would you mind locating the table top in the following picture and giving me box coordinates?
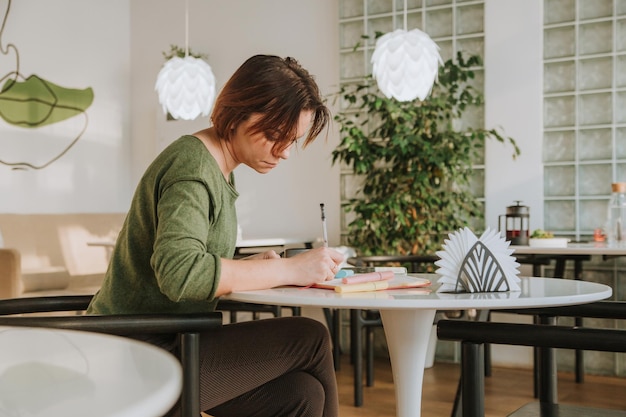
[0,326,182,417]
[511,242,626,256]
[223,275,612,310]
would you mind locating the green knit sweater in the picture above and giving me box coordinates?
[88,135,238,315]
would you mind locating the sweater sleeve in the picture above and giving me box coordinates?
[150,178,222,302]
[88,136,237,315]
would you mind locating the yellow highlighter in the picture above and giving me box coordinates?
[334,280,390,293]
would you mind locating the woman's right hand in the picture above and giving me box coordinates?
[284,247,345,286]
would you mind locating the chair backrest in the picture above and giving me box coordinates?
[0,294,92,315]
[0,295,222,417]
[437,318,626,352]
[500,302,626,320]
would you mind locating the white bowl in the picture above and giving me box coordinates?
[528,238,569,248]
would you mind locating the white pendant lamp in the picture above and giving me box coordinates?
[155,0,216,120]
[370,1,442,102]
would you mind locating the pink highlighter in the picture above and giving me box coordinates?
[341,270,394,284]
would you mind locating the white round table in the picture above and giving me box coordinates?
[0,326,182,417]
[224,275,613,417]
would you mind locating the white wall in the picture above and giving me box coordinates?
[484,0,544,233]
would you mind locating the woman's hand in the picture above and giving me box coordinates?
[284,246,345,286]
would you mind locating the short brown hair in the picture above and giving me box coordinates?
[211,55,330,155]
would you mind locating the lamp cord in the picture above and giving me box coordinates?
[403,0,407,31]
[185,0,189,58]
[0,0,20,84]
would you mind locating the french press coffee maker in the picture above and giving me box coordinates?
[498,201,530,245]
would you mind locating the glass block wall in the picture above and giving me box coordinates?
[338,0,487,242]
[543,0,625,377]
[543,0,626,241]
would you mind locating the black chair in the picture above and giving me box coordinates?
[437,301,626,417]
[0,295,223,417]
[345,254,439,406]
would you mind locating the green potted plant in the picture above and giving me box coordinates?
[332,52,520,259]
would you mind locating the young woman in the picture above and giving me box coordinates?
[88,55,343,417]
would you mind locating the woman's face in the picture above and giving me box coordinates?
[230,110,313,174]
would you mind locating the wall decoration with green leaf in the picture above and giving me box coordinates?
[0,0,94,170]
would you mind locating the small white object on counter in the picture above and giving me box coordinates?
[528,237,569,248]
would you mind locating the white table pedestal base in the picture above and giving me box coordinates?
[381,309,437,417]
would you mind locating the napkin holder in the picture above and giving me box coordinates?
[436,227,521,293]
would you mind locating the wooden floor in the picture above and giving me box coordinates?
[336,355,626,417]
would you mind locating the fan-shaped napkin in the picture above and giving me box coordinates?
[436,227,520,293]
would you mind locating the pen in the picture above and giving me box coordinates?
[320,203,328,247]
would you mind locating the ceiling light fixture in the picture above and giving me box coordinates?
[370,0,442,102]
[155,0,216,121]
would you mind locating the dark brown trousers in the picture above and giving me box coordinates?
[160,316,339,417]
